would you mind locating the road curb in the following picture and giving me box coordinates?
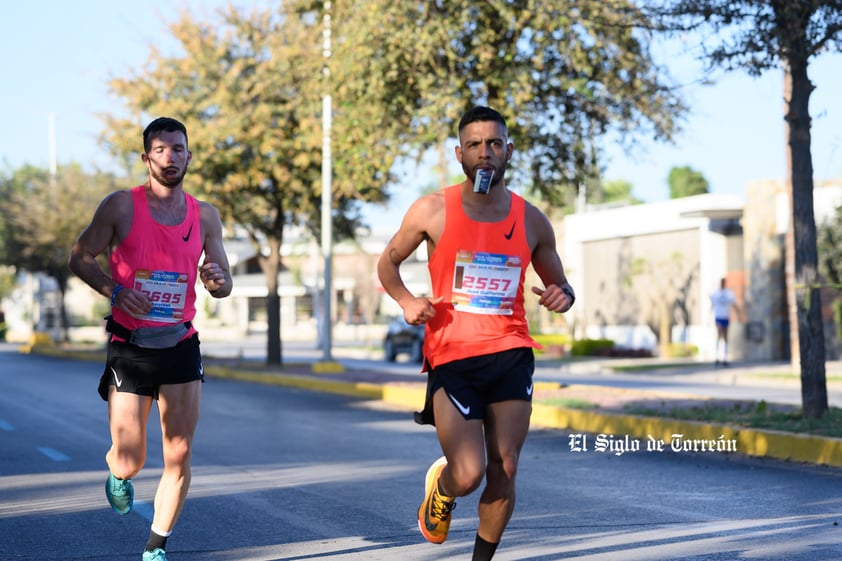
[29,347,842,468]
[529,404,842,467]
[206,366,384,400]
[204,365,842,468]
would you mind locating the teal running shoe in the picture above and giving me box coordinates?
[105,472,134,514]
[142,549,167,561]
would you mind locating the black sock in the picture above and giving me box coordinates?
[145,530,168,552]
[436,478,450,498]
[471,534,499,561]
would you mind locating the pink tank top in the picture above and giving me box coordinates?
[109,185,202,336]
[423,185,539,369]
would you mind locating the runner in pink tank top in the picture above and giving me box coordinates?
[109,184,202,335]
[69,117,232,561]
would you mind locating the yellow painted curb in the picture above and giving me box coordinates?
[19,332,56,354]
[534,381,562,391]
[735,427,842,466]
[24,345,101,361]
[530,404,842,467]
[311,361,345,374]
[204,366,382,400]
[382,384,426,411]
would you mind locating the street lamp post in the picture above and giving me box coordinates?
[320,2,334,362]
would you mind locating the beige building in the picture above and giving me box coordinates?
[563,193,745,359]
[563,182,841,361]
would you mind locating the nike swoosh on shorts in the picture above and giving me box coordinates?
[111,367,123,388]
[448,394,471,416]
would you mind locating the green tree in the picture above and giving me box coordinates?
[336,0,685,206]
[668,165,709,198]
[0,165,30,266]
[101,5,397,365]
[0,261,15,341]
[0,166,24,341]
[628,252,697,356]
[0,267,14,302]
[101,1,685,363]
[602,179,642,205]
[0,164,119,341]
[817,205,842,341]
[649,1,842,418]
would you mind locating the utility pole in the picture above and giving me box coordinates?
[48,113,57,187]
[320,1,334,362]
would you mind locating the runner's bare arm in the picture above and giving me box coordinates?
[199,203,232,298]
[377,194,444,324]
[67,191,149,316]
[67,191,125,297]
[527,205,574,313]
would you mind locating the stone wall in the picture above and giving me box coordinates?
[742,180,789,360]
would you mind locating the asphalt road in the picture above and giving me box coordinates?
[2,347,842,560]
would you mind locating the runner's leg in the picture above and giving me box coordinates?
[151,379,201,532]
[106,388,153,479]
[476,399,531,543]
[432,388,486,497]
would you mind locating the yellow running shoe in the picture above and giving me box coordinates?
[417,456,455,544]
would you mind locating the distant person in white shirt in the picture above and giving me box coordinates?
[710,277,744,366]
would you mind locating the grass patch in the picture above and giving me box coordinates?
[532,333,572,360]
[747,372,842,385]
[624,400,842,438]
[610,362,698,373]
[539,397,598,410]
[532,333,570,347]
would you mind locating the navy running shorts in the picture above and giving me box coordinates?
[414,347,534,426]
[98,334,204,401]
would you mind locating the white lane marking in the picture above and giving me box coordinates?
[38,447,71,462]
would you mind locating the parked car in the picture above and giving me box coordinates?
[383,316,424,363]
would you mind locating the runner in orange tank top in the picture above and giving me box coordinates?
[69,117,232,561]
[377,106,574,561]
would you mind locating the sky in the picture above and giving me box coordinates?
[2,1,841,231]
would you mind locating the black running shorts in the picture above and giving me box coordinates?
[98,334,204,401]
[414,347,535,426]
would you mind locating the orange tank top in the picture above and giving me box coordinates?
[423,185,539,369]
[109,185,202,336]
